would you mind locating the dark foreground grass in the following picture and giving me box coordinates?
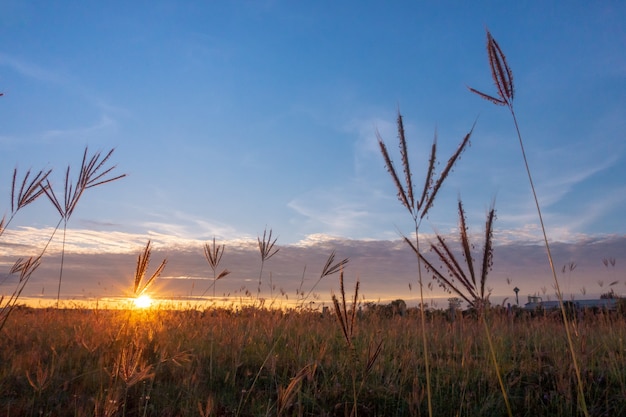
[1,306,625,416]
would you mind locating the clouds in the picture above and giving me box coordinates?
[0,53,65,85]
[2,226,624,308]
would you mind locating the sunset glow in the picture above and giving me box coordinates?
[133,294,153,309]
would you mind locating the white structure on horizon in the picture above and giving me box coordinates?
[523,295,618,311]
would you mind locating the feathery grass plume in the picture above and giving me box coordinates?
[419,199,512,415]
[202,237,231,298]
[0,168,50,329]
[300,250,349,306]
[469,28,588,416]
[257,227,279,299]
[42,147,126,308]
[377,111,474,417]
[133,240,166,297]
[0,168,51,239]
[331,269,383,417]
[0,257,41,332]
[415,200,495,308]
[276,363,316,416]
[331,269,359,347]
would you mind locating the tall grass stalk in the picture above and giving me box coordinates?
[378,111,473,417]
[43,147,125,308]
[331,269,383,417]
[419,199,512,416]
[256,227,279,302]
[133,240,166,298]
[0,168,50,330]
[469,29,588,416]
[202,237,230,298]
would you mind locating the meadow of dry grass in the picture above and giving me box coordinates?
[1,305,625,416]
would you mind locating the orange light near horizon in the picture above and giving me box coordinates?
[133,294,153,309]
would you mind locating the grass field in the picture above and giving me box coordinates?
[1,304,625,416]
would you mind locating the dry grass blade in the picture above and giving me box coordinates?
[418,135,437,211]
[377,131,412,213]
[11,168,52,214]
[481,207,496,298]
[458,200,477,287]
[350,279,359,337]
[332,270,359,347]
[204,237,225,270]
[421,123,475,219]
[321,250,349,278]
[467,87,506,106]
[216,269,230,280]
[1,168,51,239]
[81,148,126,189]
[421,252,474,305]
[277,364,316,416]
[467,29,513,106]
[486,30,514,104]
[43,147,125,221]
[299,250,349,306]
[397,113,415,209]
[258,227,279,262]
[134,241,167,297]
[430,236,476,300]
[332,293,350,346]
[365,339,384,375]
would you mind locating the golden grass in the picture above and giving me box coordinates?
[2,306,626,416]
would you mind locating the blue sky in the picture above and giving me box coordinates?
[1,2,625,307]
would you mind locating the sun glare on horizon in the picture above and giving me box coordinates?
[133,294,153,309]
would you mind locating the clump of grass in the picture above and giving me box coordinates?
[377,110,474,417]
[0,168,50,331]
[469,28,588,416]
[331,269,383,417]
[133,240,166,298]
[256,227,279,302]
[0,258,41,332]
[420,199,495,310]
[0,168,51,239]
[43,147,125,308]
[202,237,231,298]
[420,198,512,416]
[299,249,349,307]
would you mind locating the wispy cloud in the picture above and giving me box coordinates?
[536,149,620,208]
[41,114,117,142]
[0,52,66,84]
[139,210,249,242]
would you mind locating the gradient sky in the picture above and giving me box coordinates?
[1,2,625,307]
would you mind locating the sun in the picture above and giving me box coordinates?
[133,294,153,309]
